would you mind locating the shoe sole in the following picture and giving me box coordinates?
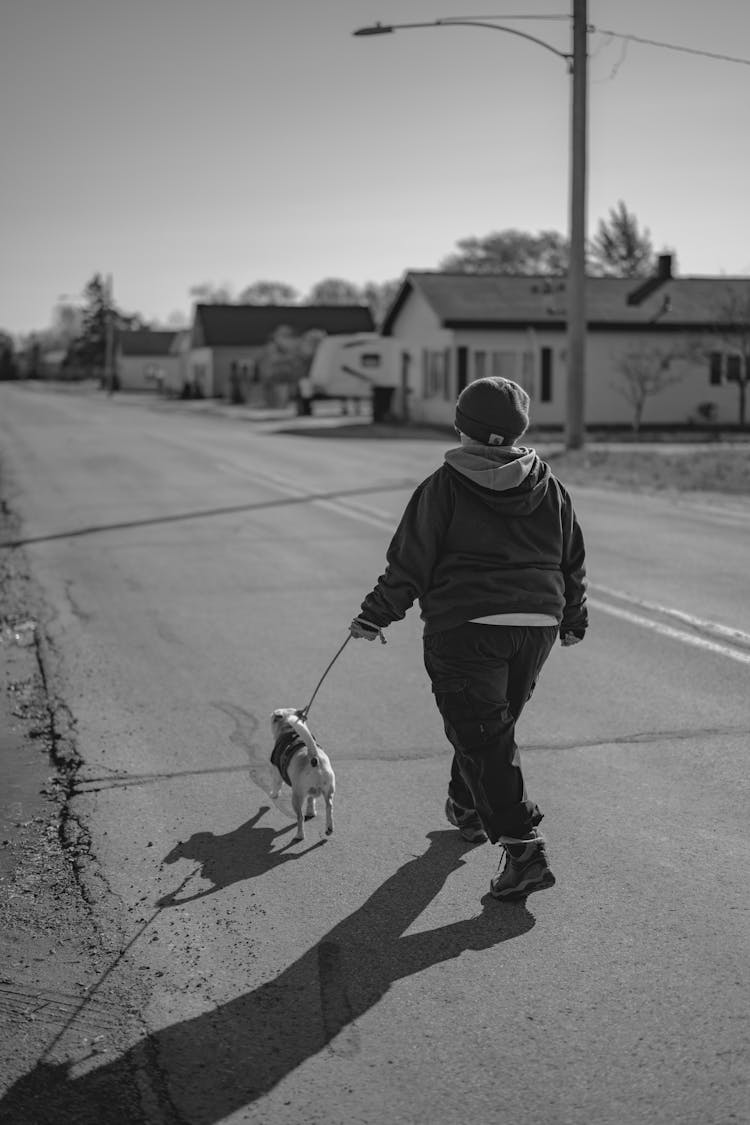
[445,800,488,844]
[490,869,556,901]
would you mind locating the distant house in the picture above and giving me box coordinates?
[116,330,180,392]
[39,349,68,379]
[168,329,193,397]
[188,304,375,401]
[381,258,750,429]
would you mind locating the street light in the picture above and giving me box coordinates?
[353,4,588,449]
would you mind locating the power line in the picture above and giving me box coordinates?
[591,25,750,67]
[447,14,750,67]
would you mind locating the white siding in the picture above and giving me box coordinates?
[388,285,745,429]
[389,288,454,425]
[188,348,214,398]
[117,354,180,392]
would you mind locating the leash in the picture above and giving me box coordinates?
[299,623,387,721]
[299,634,352,721]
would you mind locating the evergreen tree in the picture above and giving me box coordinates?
[589,200,656,278]
[0,331,18,380]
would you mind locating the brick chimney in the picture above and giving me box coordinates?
[627,253,673,306]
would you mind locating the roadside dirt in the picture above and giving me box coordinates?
[0,471,152,1122]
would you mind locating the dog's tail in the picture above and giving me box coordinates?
[286,712,319,758]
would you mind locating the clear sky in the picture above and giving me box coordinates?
[2,0,749,336]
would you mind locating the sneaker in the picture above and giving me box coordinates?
[445,797,488,844]
[490,833,556,900]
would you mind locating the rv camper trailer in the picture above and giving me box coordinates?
[306,334,405,420]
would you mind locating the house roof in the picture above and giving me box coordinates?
[118,330,179,357]
[193,304,375,348]
[382,271,750,334]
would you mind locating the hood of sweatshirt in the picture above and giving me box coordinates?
[443,443,551,515]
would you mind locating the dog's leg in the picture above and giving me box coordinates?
[305,795,316,821]
[324,790,334,836]
[269,766,284,800]
[291,791,305,841]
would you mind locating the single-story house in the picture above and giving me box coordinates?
[381,256,750,429]
[116,330,180,392]
[167,330,193,396]
[188,304,375,401]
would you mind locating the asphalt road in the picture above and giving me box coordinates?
[0,383,748,1125]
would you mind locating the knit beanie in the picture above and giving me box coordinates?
[455,377,530,444]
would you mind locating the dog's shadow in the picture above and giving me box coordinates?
[157,805,321,907]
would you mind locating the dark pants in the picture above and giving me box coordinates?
[423,623,558,843]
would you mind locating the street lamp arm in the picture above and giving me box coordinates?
[353,19,572,67]
[353,3,588,449]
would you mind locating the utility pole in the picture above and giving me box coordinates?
[565,0,588,449]
[104,273,116,393]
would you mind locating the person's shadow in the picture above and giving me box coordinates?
[156,805,322,906]
[1,830,536,1125]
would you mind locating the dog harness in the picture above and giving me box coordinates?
[271,729,308,787]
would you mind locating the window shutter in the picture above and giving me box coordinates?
[540,347,553,402]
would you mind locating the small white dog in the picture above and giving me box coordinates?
[269,708,335,842]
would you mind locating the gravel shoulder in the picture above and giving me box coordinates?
[0,470,151,1122]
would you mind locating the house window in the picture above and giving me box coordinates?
[422,348,451,399]
[540,347,553,402]
[474,350,486,380]
[727,354,744,382]
[710,351,747,384]
[361,353,381,368]
[491,351,517,380]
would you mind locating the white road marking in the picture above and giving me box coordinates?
[592,583,750,649]
[588,598,750,666]
[222,462,750,666]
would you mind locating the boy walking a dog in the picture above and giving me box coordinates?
[350,376,587,901]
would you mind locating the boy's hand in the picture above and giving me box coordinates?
[560,631,583,647]
[350,617,387,644]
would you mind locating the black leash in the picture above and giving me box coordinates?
[299,623,387,721]
[299,634,352,721]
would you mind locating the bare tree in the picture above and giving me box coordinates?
[189,282,234,304]
[440,229,568,275]
[361,279,401,327]
[611,344,687,434]
[238,281,299,305]
[305,278,364,305]
[256,326,327,405]
[710,283,750,426]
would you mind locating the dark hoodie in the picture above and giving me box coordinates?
[359,444,587,636]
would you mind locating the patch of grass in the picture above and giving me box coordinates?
[546,446,750,495]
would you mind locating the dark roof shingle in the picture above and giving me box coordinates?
[194,304,375,347]
[382,271,750,333]
[118,330,179,357]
